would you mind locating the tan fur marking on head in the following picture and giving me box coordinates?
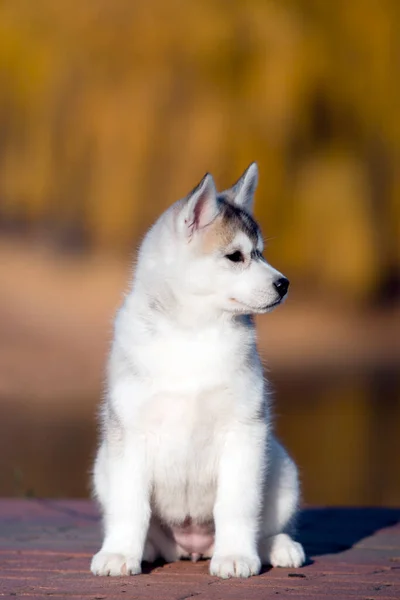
[201,214,237,253]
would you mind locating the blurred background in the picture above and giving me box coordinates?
[0,0,399,506]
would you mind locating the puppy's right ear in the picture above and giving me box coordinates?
[183,173,218,239]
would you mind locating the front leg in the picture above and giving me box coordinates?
[91,434,150,576]
[210,422,267,579]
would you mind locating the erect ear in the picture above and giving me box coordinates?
[221,162,258,214]
[184,173,218,238]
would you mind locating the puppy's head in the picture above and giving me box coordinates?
[171,163,289,315]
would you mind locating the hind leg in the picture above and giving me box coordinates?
[143,518,182,564]
[259,437,305,568]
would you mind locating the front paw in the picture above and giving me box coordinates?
[91,551,141,576]
[210,554,261,579]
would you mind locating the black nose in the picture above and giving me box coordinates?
[273,277,289,298]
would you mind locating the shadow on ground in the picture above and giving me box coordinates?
[299,507,400,557]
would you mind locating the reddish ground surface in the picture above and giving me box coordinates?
[0,500,399,599]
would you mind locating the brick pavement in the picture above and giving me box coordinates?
[0,500,399,599]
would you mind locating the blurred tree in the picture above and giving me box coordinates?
[0,0,399,304]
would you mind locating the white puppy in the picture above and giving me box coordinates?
[91,163,305,579]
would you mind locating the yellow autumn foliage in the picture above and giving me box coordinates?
[0,0,399,303]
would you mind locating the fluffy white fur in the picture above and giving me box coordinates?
[91,163,305,579]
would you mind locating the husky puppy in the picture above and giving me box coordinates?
[91,164,305,579]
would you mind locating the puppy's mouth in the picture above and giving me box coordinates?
[259,299,282,312]
[230,298,283,314]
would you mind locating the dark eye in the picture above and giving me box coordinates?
[226,250,244,263]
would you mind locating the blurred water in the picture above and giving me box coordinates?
[1,368,399,506]
[273,367,400,507]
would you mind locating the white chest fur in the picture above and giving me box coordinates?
[117,312,251,394]
[112,314,253,522]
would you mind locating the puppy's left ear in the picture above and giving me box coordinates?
[222,162,258,214]
[184,173,218,238]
